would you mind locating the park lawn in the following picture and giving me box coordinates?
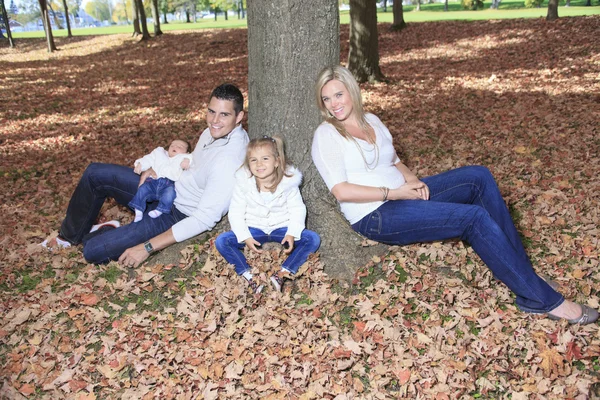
[11,0,600,38]
[1,15,600,400]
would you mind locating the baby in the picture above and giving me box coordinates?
[129,139,193,222]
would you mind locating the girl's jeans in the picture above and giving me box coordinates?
[352,165,563,313]
[215,227,321,275]
[128,177,176,214]
[59,163,188,264]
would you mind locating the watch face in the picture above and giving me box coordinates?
[144,241,153,253]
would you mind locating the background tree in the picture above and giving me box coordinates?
[38,0,57,52]
[60,0,72,37]
[391,0,406,30]
[1,0,16,47]
[112,0,131,24]
[546,0,558,19]
[381,0,387,11]
[348,0,384,83]
[136,0,150,39]
[236,0,244,18]
[85,0,112,21]
[150,0,162,35]
[248,0,385,280]
[132,0,141,35]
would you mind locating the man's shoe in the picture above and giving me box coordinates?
[40,236,72,250]
[90,220,121,233]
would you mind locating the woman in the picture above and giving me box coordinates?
[311,65,597,325]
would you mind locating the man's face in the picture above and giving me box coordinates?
[206,97,244,139]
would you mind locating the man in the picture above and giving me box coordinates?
[44,83,249,268]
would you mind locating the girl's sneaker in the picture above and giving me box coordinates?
[270,273,284,292]
[248,279,264,294]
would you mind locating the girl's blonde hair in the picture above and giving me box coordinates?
[243,136,291,192]
[315,65,373,143]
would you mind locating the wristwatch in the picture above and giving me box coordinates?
[144,241,154,254]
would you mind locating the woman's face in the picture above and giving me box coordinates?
[321,79,354,122]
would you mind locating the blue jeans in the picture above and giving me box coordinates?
[352,166,563,313]
[128,177,176,214]
[59,163,188,264]
[215,227,321,275]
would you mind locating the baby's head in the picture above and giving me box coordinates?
[168,139,191,158]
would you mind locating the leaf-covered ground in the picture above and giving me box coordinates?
[1,16,599,399]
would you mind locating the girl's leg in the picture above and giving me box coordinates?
[271,228,321,275]
[352,198,563,313]
[215,228,271,276]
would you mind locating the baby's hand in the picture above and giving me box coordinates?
[134,163,142,174]
[181,158,191,170]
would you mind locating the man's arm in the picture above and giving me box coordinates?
[118,228,176,268]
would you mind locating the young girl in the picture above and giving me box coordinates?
[215,136,321,293]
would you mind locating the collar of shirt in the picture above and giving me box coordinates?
[202,124,242,149]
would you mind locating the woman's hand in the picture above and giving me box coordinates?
[281,235,295,254]
[244,238,263,253]
[139,167,157,187]
[390,181,430,201]
[118,244,149,268]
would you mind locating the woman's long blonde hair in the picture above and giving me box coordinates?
[315,65,373,143]
[243,136,292,192]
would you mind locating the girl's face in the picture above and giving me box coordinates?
[248,146,279,183]
[321,79,354,123]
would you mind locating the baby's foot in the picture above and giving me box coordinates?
[133,210,143,223]
[148,210,162,219]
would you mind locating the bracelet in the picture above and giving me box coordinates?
[379,186,389,202]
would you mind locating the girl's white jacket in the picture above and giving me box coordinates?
[228,166,307,243]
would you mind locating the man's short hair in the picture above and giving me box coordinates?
[209,84,244,115]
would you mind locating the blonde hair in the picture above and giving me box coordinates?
[315,65,373,142]
[243,136,292,192]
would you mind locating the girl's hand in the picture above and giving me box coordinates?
[244,238,263,253]
[390,182,430,201]
[118,244,149,268]
[281,235,295,254]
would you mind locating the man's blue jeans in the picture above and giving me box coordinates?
[59,163,188,264]
[352,166,563,313]
[128,177,176,214]
[215,227,321,275]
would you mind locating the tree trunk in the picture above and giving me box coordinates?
[416,0,421,11]
[61,0,72,37]
[444,0,449,10]
[151,0,162,35]
[391,0,406,30]
[132,0,141,36]
[163,10,168,23]
[1,0,15,47]
[136,0,151,39]
[585,0,591,6]
[247,0,385,281]
[38,0,57,52]
[546,0,559,20]
[240,0,245,18]
[383,0,387,11]
[348,0,384,83]
[47,3,63,29]
[565,0,570,6]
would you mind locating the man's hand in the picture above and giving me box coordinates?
[118,243,149,268]
[181,159,191,170]
[281,235,295,254]
[139,167,157,187]
[244,237,263,253]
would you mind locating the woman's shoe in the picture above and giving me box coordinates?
[548,304,599,325]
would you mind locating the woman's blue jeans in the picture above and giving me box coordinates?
[59,163,187,264]
[128,177,176,214]
[352,166,563,313]
[215,227,321,275]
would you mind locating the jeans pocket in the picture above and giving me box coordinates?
[365,211,382,235]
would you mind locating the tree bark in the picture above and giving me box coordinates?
[383,0,387,11]
[1,0,15,47]
[136,0,151,39]
[247,0,385,281]
[444,0,449,11]
[391,0,406,30]
[348,0,384,83]
[546,0,559,20]
[61,0,73,37]
[151,0,162,35]
[132,0,141,36]
[38,0,57,52]
[416,0,421,11]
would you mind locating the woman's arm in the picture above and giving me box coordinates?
[395,161,429,200]
[331,181,428,203]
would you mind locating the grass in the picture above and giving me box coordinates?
[11,0,600,39]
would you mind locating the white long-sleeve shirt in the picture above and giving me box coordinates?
[134,148,193,181]
[171,124,249,242]
[228,166,307,243]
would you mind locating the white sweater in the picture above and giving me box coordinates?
[134,147,193,181]
[171,124,249,242]
[311,113,405,224]
[228,166,307,243]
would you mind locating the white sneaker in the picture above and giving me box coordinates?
[40,236,72,250]
[90,220,121,233]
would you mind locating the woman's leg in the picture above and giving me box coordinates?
[352,195,563,313]
[60,163,139,244]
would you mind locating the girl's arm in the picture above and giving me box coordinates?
[285,187,307,240]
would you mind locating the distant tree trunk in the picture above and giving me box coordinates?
[185,10,190,22]
[564,0,570,6]
[1,0,16,47]
[584,0,591,5]
[444,0,449,10]
[163,10,168,23]
[391,0,406,30]
[123,0,129,24]
[416,0,421,11]
[383,0,387,11]
[136,0,151,39]
[61,0,73,37]
[348,0,384,83]
[132,0,141,35]
[240,1,245,18]
[38,0,57,52]
[214,7,217,20]
[151,0,162,35]
[224,9,228,20]
[546,0,559,20]
[47,2,64,29]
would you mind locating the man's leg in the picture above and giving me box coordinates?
[60,163,139,245]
